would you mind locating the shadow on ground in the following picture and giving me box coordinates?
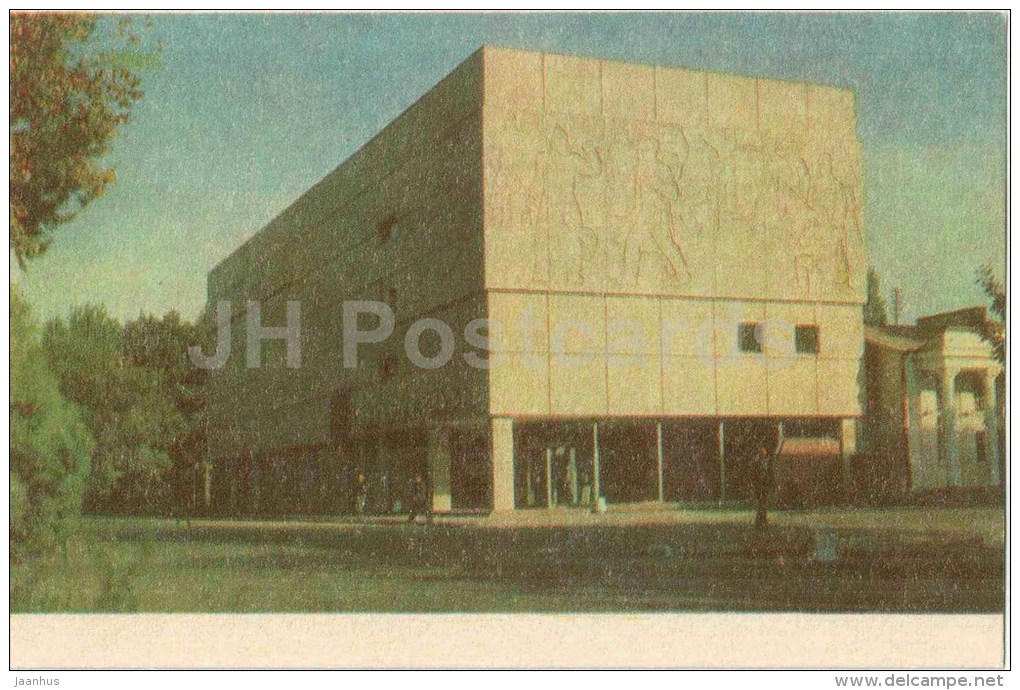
[12,510,1004,613]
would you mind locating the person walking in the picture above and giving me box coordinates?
[354,473,367,515]
[407,473,432,525]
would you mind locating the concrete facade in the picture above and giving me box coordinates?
[484,49,864,422]
[204,47,868,515]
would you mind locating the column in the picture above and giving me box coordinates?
[491,417,515,512]
[545,447,554,508]
[718,421,726,502]
[201,460,212,513]
[567,447,578,504]
[983,369,1001,486]
[939,367,959,486]
[656,421,665,503]
[839,418,857,490]
[592,421,602,509]
[427,427,452,513]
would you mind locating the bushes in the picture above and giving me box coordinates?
[42,304,193,514]
[849,452,907,506]
[10,285,93,565]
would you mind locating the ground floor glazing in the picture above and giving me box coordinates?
[209,416,854,516]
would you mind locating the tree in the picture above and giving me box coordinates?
[42,304,183,513]
[863,267,888,327]
[977,264,1005,365]
[10,285,93,564]
[123,311,209,513]
[10,13,152,267]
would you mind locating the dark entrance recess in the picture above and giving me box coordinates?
[722,418,781,500]
[599,421,658,504]
[661,419,720,502]
[355,428,426,515]
[451,429,492,510]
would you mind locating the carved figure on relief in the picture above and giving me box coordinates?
[674,128,722,243]
[601,121,642,287]
[602,121,697,289]
[487,118,550,285]
[485,111,863,298]
[549,123,605,288]
[715,128,767,230]
[644,127,696,286]
[772,154,823,297]
[797,150,862,294]
[820,151,865,291]
[605,123,668,288]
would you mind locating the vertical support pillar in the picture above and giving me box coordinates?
[900,354,914,494]
[491,417,515,512]
[939,367,959,486]
[525,455,534,506]
[428,426,452,513]
[656,421,665,503]
[202,460,212,512]
[592,421,602,508]
[567,447,578,504]
[718,421,726,502]
[983,368,1001,486]
[839,418,856,496]
[545,447,554,508]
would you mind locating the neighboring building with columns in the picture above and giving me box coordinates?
[203,46,867,515]
[862,307,1004,493]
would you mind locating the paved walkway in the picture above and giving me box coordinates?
[138,503,1004,548]
[480,503,1004,544]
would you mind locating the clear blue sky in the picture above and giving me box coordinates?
[13,11,1007,324]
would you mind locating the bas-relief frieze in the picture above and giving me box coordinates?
[486,110,865,301]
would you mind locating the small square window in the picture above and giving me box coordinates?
[738,323,762,353]
[795,325,820,354]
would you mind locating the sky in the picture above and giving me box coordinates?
[12,11,1007,325]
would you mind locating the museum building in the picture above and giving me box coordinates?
[203,46,868,514]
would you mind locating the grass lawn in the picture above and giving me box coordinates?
[11,506,1004,613]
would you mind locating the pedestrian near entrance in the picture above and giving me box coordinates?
[354,473,367,515]
[407,473,432,525]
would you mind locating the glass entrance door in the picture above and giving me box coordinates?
[513,421,595,509]
[549,445,579,507]
[522,444,585,508]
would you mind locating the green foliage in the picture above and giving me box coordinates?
[11,525,146,612]
[9,284,93,565]
[976,264,1005,365]
[123,310,207,418]
[10,13,154,266]
[123,310,209,512]
[863,268,888,327]
[43,304,186,513]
